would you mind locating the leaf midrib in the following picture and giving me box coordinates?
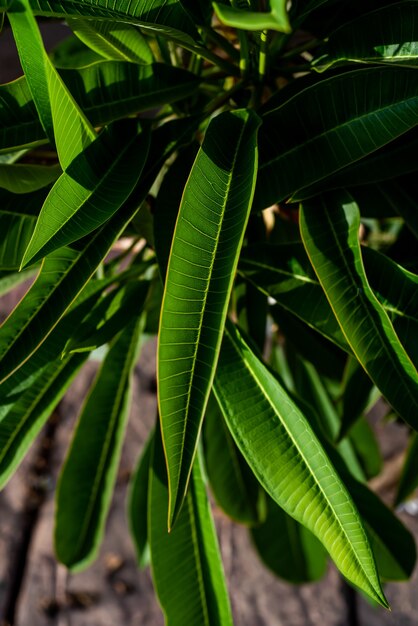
[224,325,379,600]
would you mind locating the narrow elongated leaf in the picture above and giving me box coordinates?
[0,63,200,153]
[22,121,150,266]
[158,109,260,527]
[252,495,327,583]
[149,426,233,626]
[128,429,154,569]
[63,279,150,355]
[300,192,418,428]
[55,316,142,570]
[0,268,37,297]
[314,1,418,70]
[213,321,388,607]
[29,0,198,45]
[339,358,376,440]
[203,394,265,525]
[9,0,97,151]
[348,419,382,480]
[255,67,418,209]
[0,117,199,383]
[395,433,418,505]
[0,164,61,194]
[68,19,153,64]
[0,352,87,489]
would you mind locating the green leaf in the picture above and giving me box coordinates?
[314,1,418,71]
[128,428,154,569]
[63,279,150,355]
[158,109,261,527]
[395,433,418,505]
[0,268,38,297]
[251,495,327,583]
[9,0,97,150]
[0,63,200,153]
[54,316,143,570]
[348,418,382,481]
[28,0,200,51]
[339,358,376,440]
[203,394,265,526]
[0,163,61,194]
[213,0,291,33]
[22,121,150,266]
[213,320,388,607]
[149,426,233,626]
[67,18,153,64]
[0,352,87,489]
[300,192,418,429]
[0,117,198,383]
[0,210,36,270]
[255,67,418,209]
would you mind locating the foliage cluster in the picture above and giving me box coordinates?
[0,0,418,621]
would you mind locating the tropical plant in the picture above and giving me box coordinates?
[0,0,418,621]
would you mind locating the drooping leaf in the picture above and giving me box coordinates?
[128,428,154,569]
[0,210,36,270]
[0,352,87,489]
[0,268,38,297]
[339,358,376,440]
[54,316,143,570]
[158,109,260,527]
[255,67,418,209]
[21,121,150,266]
[348,418,382,481]
[203,394,265,526]
[214,320,388,607]
[67,18,154,64]
[300,191,418,429]
[149,425,233,626]
[251,495,327,583]
[314,1,418,71]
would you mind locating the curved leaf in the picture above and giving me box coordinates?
[22,121,150,266]
[213,0,291,33]
[149,427,233,626]
[314,1,418,70]
[0,211,36,270]
[213,320,388,607]
[300,191,418,428]
[395,433,418,506]
[68,18,153,64]
[158,109,260,527]
[255,67,418,209]
[0,163,61,194]
[54,316,142,570]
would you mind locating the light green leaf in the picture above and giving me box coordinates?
[0,63,200,153]
[314,1,418,71]
[251,495,327,583]
[54,316,143,570]
[0,352,87,490]
[0,117,198,383]
[128,428,154,569]
[68,18,153,64]
[9,0,97,152]
[149,426,233,626]
[158,109,260,527]
[213,0,291,33]
[0,163,61,194]
[203,394,265,526]
[255,67,418,209]
[213,320,388,607]
[22,121,150,266]
[300,191,418,429]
